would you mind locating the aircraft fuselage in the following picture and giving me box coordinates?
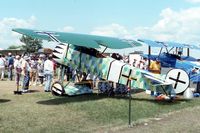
[52,43,174,95]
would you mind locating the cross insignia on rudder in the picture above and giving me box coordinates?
[169,72,186,89]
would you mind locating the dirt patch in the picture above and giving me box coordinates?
[114,106,200,133]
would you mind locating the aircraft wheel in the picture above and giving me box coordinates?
[115,83,128,95]
[98,81,111,94]
[51,81,65,96]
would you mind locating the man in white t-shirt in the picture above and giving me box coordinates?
[44,55,54,92]
[0,54,5,80]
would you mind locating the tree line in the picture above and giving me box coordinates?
[7,35,43,53]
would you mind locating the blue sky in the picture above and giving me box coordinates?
[1,0,200,57]
[0,0,193,30]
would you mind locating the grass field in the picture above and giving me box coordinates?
[0,81,200,133]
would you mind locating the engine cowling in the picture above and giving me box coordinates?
[52,43,68,65]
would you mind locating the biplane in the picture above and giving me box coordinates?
[13,28,178,98]
[138,39,200,83]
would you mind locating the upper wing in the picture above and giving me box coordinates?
[138,39,185,48]
[12,28,142,49]
[138,39,200,50]
[138,39,163,47]
[183,44,200,50]
[163,41,184,48]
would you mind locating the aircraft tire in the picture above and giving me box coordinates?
[98,81,111,94]
[51,81,65,96]
[115,83,128,95]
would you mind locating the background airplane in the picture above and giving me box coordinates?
[138,39,200,82]
[12,28,177,98]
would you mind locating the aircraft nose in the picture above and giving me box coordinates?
[52,43,68,65]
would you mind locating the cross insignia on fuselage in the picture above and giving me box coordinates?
[121,69,137,87]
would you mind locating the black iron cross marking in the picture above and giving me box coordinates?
[121,69,137,86]
[169,72,186,89]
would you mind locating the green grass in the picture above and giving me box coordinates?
[0,81,200,133]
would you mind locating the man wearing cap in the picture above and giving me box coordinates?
[21,55,30,93]
[14,55,22,86]
[7,53,14,80]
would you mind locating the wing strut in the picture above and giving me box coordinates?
[158,47,163,58]
[101,47,107,54]
[168,47,174,53]
[35,31,61,43]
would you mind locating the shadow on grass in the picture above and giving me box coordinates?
[28,89,41,93]
[130,97,190,105]
[37,93,190,106]
[0,99,11,103]
[37,94,107,105]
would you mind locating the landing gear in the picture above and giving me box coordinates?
[51,81,65,96]
[97,81,128,96]
[51,65,66,96]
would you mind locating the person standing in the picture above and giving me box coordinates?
[149,59,161,74]
[178,47,183,56]
[132,59,137,67]
[37,55,45,86]
[21,56,30,93]
[196,59,200,93]
[30,56,38,86]
[0,54,6,80]
[196,73,200,93]
[7,53,14,80]
[44,55,54,92]
[143,57,149,70]
[14,55,22,86]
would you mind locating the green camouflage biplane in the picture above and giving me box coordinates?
[13,28,176,98]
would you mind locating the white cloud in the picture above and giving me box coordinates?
[186,0,200,3]
[0,16,36,49]
[90,23,134,39]
[62,26,74,32]
[133,7,200,44]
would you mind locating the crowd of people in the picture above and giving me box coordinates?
[131,57,149,70]
[0,53,55,93]
[128,56,161,74]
